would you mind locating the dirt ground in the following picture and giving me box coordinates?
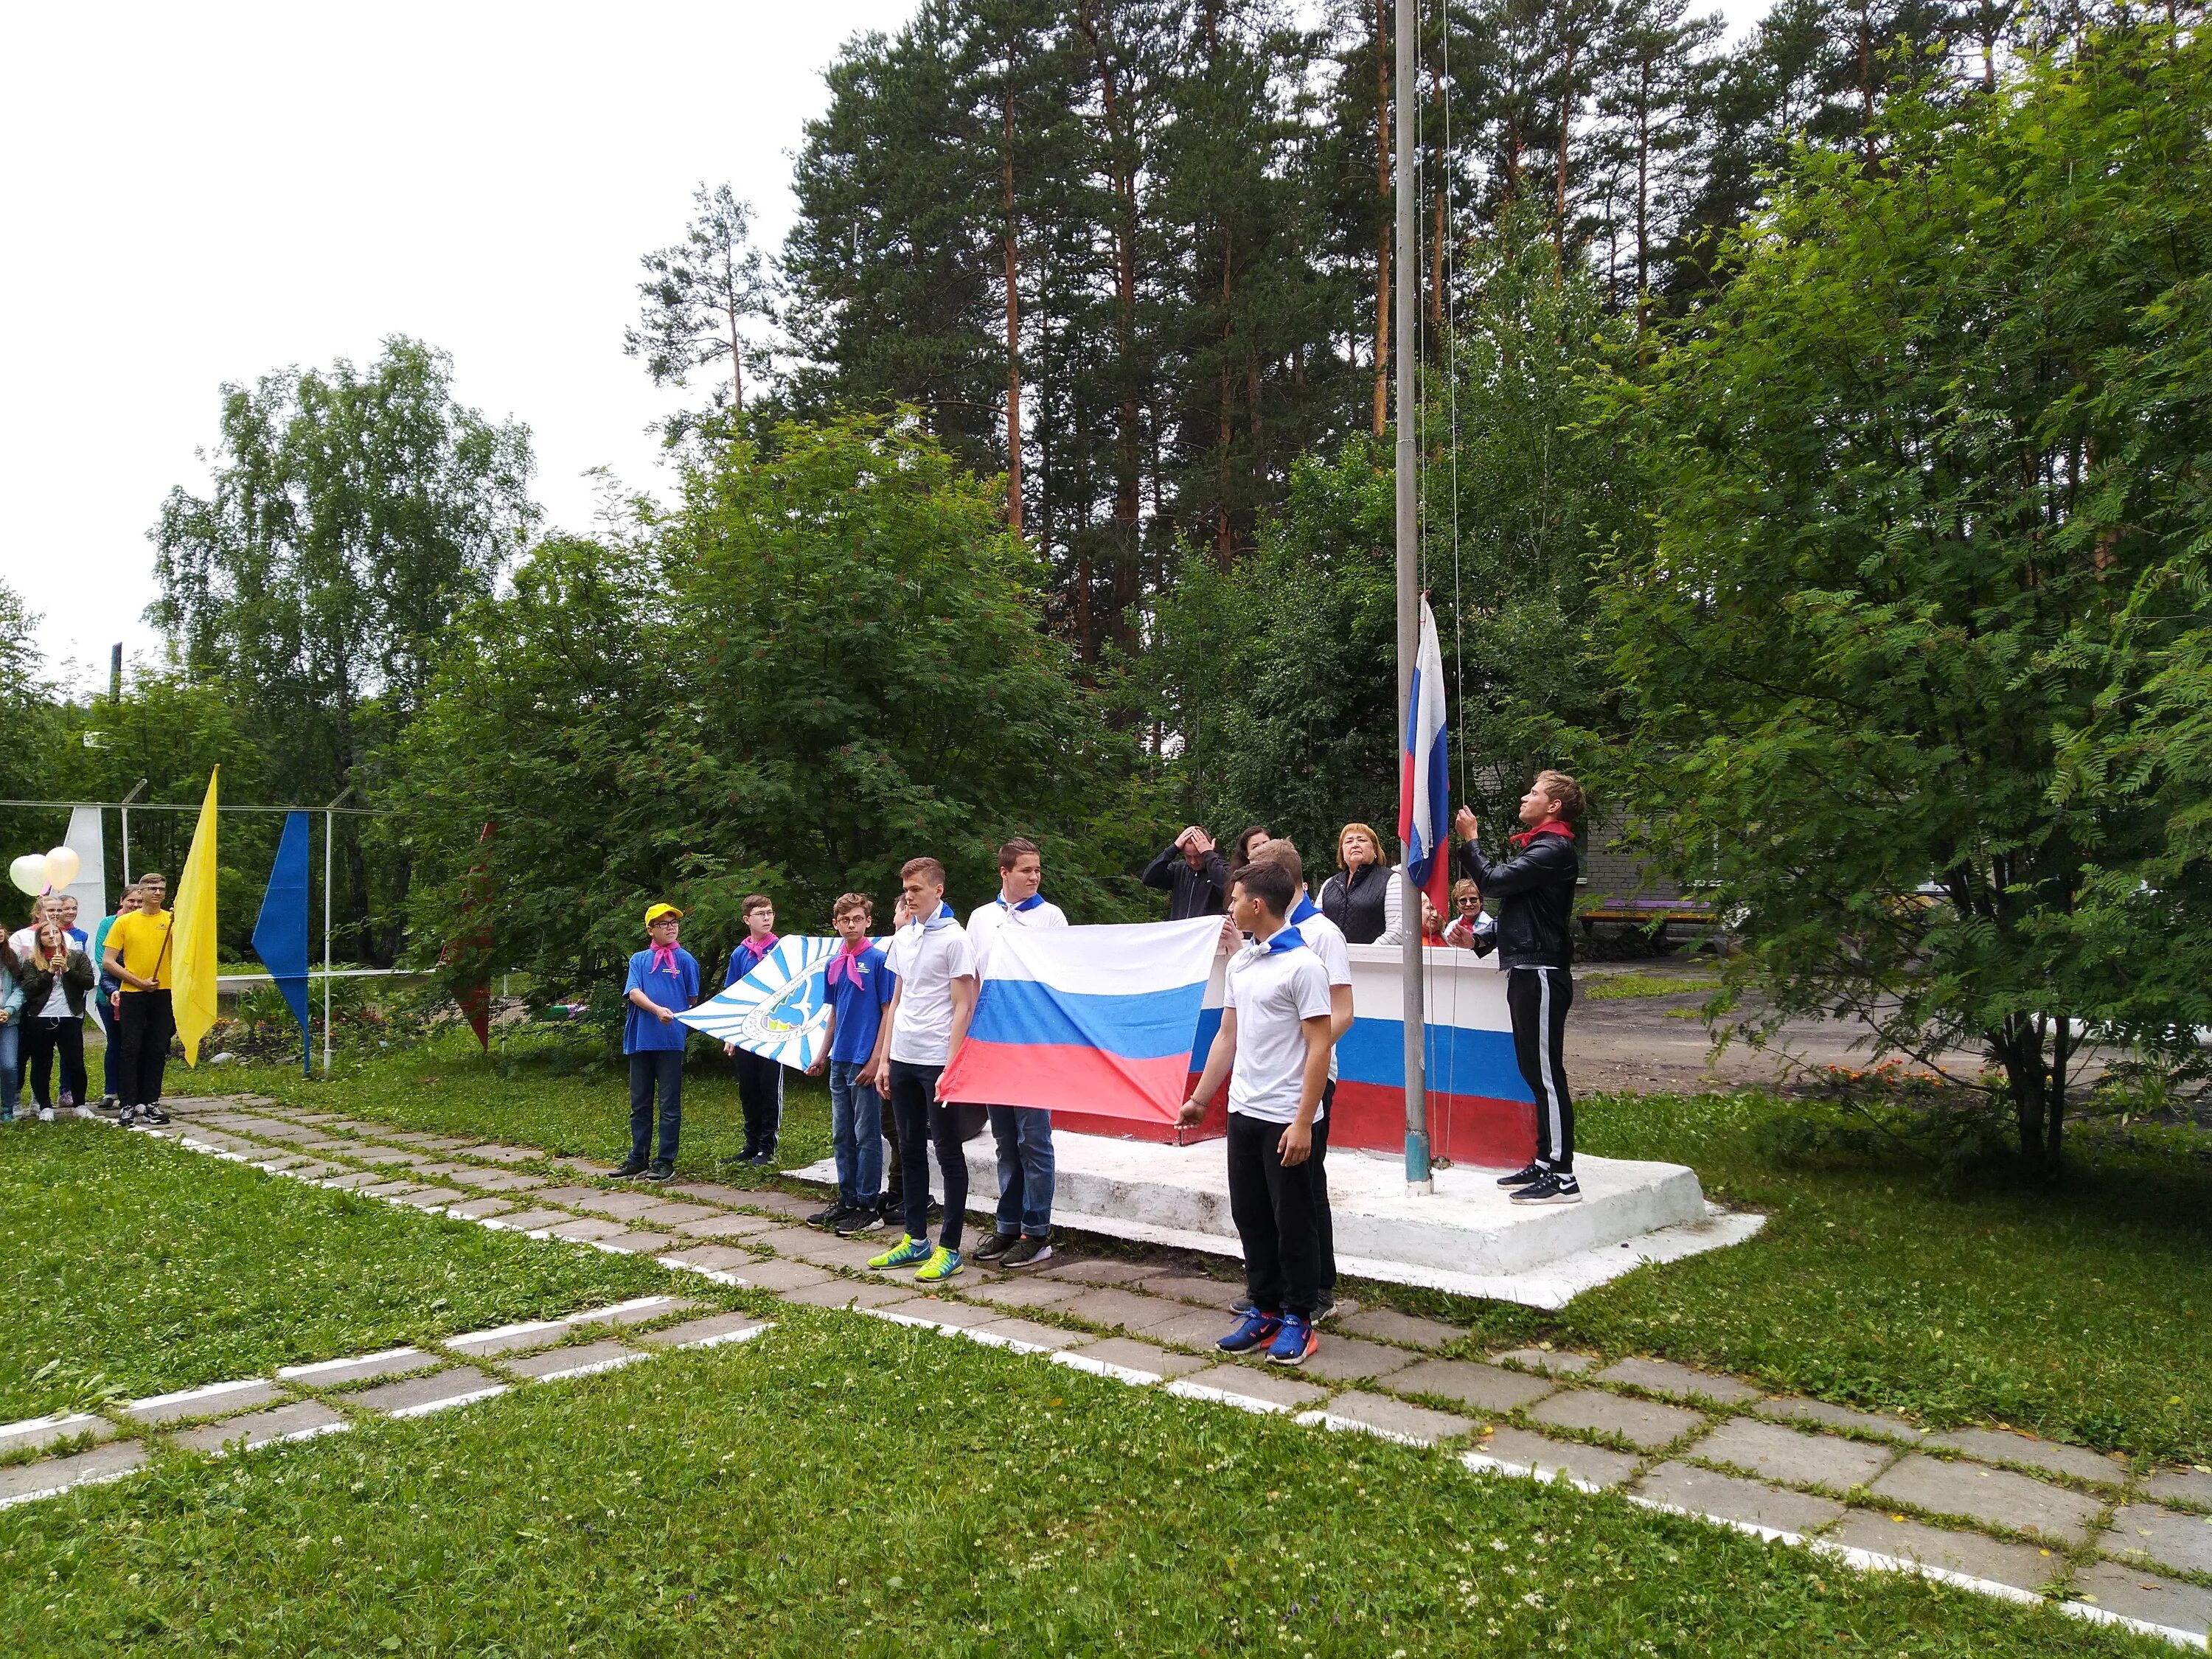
[1565,960,1987,1096]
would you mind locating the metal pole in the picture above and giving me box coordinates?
[1395,0,1432,1194]
[323,788,350,1074]
[119,779,147,887]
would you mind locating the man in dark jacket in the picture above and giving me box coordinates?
[1455,771,1585,1205]
[1141,827,1231,920]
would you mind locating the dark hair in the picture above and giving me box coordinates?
[1228,860,1295,917]
[832,891,874,919]
[1248,837,1304,886]
[900,856,947,886]
[998,837,1040,872]
[1230,826,1270,866]
[742,893,773,915]
[0,938,15,978]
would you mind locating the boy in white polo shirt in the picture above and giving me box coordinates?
[1178,859,1335,1366]
[965,837,1068,1269]
[861,856,978,1283]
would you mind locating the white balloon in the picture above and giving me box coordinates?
[7,854,45,897]
[41,846,80,891]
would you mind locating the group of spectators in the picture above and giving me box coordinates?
[1141,818,1498,954]
[0,878,175,1127]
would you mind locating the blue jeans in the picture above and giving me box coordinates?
[627,1049,683,1167]
[990,1104,1056,1237]
[827,1058,882,1206]
[0,1018,18,1117]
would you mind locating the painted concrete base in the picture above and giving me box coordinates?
[786,1130,1759,1309]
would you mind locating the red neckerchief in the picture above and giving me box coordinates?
[825,936,872,987]
[1509,819,1576,848]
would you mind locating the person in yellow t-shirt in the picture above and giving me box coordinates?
[100,874,174,1126]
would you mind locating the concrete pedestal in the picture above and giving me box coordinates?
[787,1129,1761,1310]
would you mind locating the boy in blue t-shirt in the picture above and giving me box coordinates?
[618,903,700,1181]
[805,892,895,1233]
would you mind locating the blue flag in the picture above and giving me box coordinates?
[252,811,313,1074]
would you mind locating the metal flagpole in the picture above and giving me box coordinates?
[119,779,147,886]
[1395,0,1431,1194]
[322,787,352,1074]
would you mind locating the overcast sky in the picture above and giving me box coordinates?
[6,1,1765,694]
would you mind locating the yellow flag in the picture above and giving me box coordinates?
[173,766,220,1067]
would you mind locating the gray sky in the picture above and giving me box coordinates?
[7,0,1767,692]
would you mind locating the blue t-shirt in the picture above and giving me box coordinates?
[623,946,700,1054]
[824,942,895,1065]
[725,936,779,988]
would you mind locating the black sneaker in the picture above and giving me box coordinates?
[925,1197,944,1221]
[116,1105,138,1127]
[1000,1234,1053,1269]
[748,1146,779,1167]
[807,1201,849,1228]
[644,1163,676,1183]
[1511,1171,1582,1205]
[613,1159,650,1180]
[1312,1295,1339,1324]
[836,1205,888,1237]
[140,1104,170,1127]
[1230,1293,1254,1315]
[1496,1162,1546,1188]
[972,1231,1020,1263]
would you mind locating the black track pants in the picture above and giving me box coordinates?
[1506,966,1574,1172]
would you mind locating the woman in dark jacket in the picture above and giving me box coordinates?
[18,919,96,1118]
[1319,821,1391,944]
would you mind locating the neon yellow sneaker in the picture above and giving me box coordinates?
[869,1234,931,1270]
[915,1244,964,1283]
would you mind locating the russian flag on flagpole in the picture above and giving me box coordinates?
[939,917,1224,1124]
[1399,594,1452,914]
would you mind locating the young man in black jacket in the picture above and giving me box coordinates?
[1454,771,1585,1205]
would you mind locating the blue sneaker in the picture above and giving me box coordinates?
[1267,1314,1318,1366]
[1217,1309,1283,1353]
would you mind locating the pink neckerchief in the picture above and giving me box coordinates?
[738,931,779,965]
[825,936,872,987]
[649,942,680,975]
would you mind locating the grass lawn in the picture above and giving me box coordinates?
[0,1312,2157,1658]
[0,1122,674,1422]
[147,1032,2212,1464]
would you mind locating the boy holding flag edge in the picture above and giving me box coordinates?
[964,837,1067,1268]
[807,892,894,1233]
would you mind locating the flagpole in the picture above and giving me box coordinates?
[1394,0,1431,1194]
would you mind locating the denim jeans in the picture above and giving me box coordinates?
[0,1018,18,1117]
[627,1049,684,1167]
[828,1058,882,1206]
[988,1104,1056,1237]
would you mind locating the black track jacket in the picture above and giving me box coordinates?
[1455,828,1578,969]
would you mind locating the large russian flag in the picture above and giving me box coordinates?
[1399,594,1452,914]
[938,915,1223,1125]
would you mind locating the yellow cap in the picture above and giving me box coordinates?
[644,902,683,925]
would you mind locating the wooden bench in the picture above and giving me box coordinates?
[1576,897,1717,942]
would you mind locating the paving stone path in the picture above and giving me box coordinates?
[7,1094,2205,1652]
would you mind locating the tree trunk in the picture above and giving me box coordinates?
[1554,35,1578,258]
[1635,55,1650,342]
[1372,0,1391,437]
[1081,0,1141,644]
[1218,230,1234,564]
[1002,91,1024,538]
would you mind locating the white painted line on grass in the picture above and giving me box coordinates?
[673,1323,773,1350]
[204,1421,353,1457]
[386,1385,511,1419]
[278,1348,426,1381]
[1163,1378,1293,1415]
[2060,1600,2209,1652]
[0,1464,142,1511]
[125,1377,272,1415]
[0,1411,102,1447]
[1804,1540,2045,1608]
[532,1353,653,1383]
[1053,1351,1165,1385]
[1294,1410,1430,1447]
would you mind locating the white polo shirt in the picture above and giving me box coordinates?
[964,892,1068,975]
[1223,929,1333,1124]
[884,920,977,1067]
